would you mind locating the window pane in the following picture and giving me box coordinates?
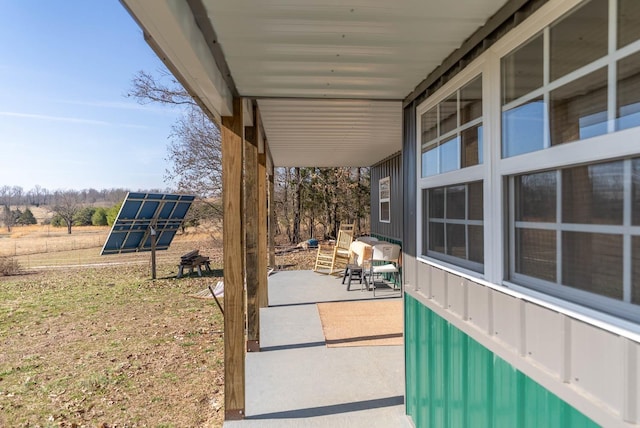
[502,34,544,104]
[516,228,556,282]
[562,161,624,225]
[422,143,438,177]
[380,202,390,222]
[460,76,482,125]
[440,136,459,173]
[446,185,465,219]
[429,187,444,218]
[633,236,640,304]
[502,98,545,158]
[562,232,623,299]
[468,181,483,221]
[440,94,458,136]
[634,159,640,225]
[421,107,438,144]
[550,0,608,81]
[617,51,640,131]
[618,0,640,49]
[422,189,429,255]
[550,67,608,145]
[461,125,482,167]
[429,222,445,253]
[468,225,484,264]
[446,224,466,258]
[516,171,557,222]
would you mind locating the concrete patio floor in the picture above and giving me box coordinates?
[224,270,412,428]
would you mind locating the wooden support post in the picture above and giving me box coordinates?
[245,122,260,353]
[222,97,245,420]
[258,152,268,309]
[268,164,276,268]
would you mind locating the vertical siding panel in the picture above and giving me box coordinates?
[404,298,599,428]
[448,324,467,426]
[467,337,492,428]
[431,313,448,427]
[419,299,431,427]
[493,357,519,427]
[370,152,403,242]
[403,102,417,258]
[522,374,552,428]
[404,296,418,421]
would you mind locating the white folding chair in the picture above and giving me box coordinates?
[367,243,402,296]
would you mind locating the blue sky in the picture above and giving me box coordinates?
[0,1,185,192]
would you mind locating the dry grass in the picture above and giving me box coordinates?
[0,225,321,427]
[0,262,225,427]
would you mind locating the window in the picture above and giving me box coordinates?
[416,0,640,323]
[422,181,484,272]
[379,176,390,223]
[510,158,639,307]
[498,0,640,321]
[421,76,483,177]
[501,0,640,158]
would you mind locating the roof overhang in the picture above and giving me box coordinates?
[121,0,511,167]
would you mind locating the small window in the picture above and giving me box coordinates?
[422,181,484,272]
[379,176,391,223]
[420,75,483,177]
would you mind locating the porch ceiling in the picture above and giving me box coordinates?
[122,0,509,167]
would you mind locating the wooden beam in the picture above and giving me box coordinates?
[268,160,276,269]
[244,122,260,353]
[258,152,268,309]
[222,97,245,420]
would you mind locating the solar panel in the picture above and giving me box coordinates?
[101,192,195,255]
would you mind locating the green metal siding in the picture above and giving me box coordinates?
[404,295,600,428]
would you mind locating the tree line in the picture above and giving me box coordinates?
[0,185,133,208]
[1,188,143,234]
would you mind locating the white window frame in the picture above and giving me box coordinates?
[415,0,640,324]
[422,182,485,273]
[416,58,488,279]
[379,176,391,223]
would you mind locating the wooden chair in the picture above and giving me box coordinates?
[339,222,355,233]
[313,229,354,276]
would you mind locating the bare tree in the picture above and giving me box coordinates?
[128,69,196,107]
[0,186,11,207]
[11,186,23,206]
[52,190,81,234]
[2,205,15,232]
[129,70,222,219]
[165,108,222,200]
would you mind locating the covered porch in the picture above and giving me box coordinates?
[120,0,527,424]
[224,270,408,427]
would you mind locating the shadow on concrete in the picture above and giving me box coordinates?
[260,341,327,352]
[247,395,405,420]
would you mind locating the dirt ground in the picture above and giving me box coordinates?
[0,239,318,427]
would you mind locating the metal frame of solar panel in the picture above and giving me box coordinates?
[101,192,195,255]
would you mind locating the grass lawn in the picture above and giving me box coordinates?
[0,263,225,427]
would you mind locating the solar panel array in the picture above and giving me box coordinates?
[101,192,195,255]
